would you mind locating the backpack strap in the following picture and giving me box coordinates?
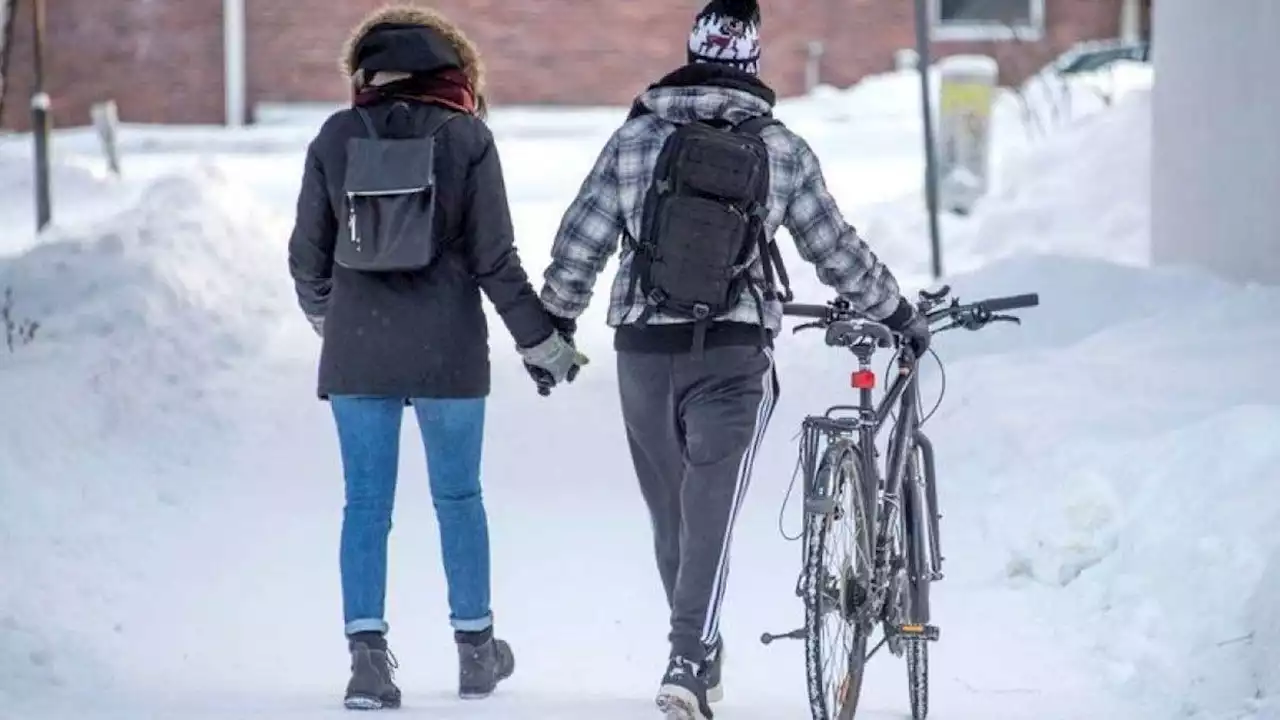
[735,114,796,305]
[354,104,461,140]
[416,107,462,138]
[354,107,380,139]
[735,115,781,135]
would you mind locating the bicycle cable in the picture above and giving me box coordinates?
[883,345,947,429]
[776,340,947,544]
[920,346,947,427]
[777,436,805,542]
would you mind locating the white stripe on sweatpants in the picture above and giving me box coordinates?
[700,347,777,645]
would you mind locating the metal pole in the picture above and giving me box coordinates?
[0,0,17,124]
[913,0,943,279]
[222,0,246,126]
[31,0,51,231]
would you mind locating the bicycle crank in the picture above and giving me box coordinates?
[759,627,806,645]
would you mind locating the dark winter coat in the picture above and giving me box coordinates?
[287,7,553,399]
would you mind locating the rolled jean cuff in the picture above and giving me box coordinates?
[346,618,390,636]
[451,614,493,632]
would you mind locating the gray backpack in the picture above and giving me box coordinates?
[334,103,459,273]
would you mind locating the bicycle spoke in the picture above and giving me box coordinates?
[804,443,875,720]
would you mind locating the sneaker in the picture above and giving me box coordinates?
[344,633,401,710]
[655,654,713,720]
[704,637,725,703]
[456,629,515,699]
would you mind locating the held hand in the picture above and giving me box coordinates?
[519,331,589,395]
[898,308,930,358]
[526,362,583,396]
[881,297,930,359]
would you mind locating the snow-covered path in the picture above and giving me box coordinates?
[4,304,1136,720]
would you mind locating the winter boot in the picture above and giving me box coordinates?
[456,628,515,699]
[655,654,713,720]
[344,632,401,710]
[704,637,725,703]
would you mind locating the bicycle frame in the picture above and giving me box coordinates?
[815,342,942,627]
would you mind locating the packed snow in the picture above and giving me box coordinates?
[2,62,1277,720]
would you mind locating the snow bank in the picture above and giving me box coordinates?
[0,162,287,382]
[855,82,1152,282]
[888,148,1277,720]
[0,154,143,256]
[0,164,291,709]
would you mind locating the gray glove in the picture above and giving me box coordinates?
[306,314,324,338]
[519,331,589,384]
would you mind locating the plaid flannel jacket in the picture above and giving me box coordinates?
[539,84,902,335]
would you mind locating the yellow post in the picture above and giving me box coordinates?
[937,55,999,215]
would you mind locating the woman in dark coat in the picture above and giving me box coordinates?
[286,5,586,710]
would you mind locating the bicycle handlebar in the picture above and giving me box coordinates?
[974,293,1040,313]
[781,287,1039,352]
[780,303,829,319]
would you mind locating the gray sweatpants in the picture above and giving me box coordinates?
[617,345,779,660]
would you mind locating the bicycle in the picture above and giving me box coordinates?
[758,285,1040,720]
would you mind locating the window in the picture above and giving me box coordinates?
[932,0,1046,41]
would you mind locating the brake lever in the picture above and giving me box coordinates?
[989,314,1022,325]
[792,321,825,334]
[918,284,952,304]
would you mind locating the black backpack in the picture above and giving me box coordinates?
[334,102,459,273]
[625,115,793,353]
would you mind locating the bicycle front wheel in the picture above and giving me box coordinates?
[903,445,933,719]
[802,440,876,720]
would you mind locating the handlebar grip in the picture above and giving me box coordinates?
[782,303,829,319]
[980,293,1039,312]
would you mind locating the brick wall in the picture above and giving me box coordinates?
[818,0,1123,89]
[0,0,1124,131]
[2,0,222,131]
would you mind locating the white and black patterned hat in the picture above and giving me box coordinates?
[687,0,762,75]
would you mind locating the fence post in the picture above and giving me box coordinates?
[31,0,51,231]
[805,40,824,93]
[91,100,121,176]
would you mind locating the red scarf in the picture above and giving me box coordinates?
[352,68,477,115]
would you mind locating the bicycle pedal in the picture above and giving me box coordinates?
[895,624,940,641]
[760,627,806,645]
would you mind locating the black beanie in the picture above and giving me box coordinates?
[687,0,762,75]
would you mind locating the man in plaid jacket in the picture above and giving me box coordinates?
[537,1,929,717]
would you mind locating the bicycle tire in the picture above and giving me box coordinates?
[802,440,876,720]
[906,638,928,720]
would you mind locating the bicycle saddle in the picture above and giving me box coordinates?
[824,319,895,349]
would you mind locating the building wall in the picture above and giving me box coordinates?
[1,0,1124,131]
[1,0,223,130]
[1151,0,1280,283]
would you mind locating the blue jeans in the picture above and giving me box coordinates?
[329,396,492,636]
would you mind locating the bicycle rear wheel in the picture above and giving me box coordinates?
[802,440,876,720]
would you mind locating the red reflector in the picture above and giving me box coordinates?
[851,369,876,389]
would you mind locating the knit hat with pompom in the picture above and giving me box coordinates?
[687,0,762,75]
